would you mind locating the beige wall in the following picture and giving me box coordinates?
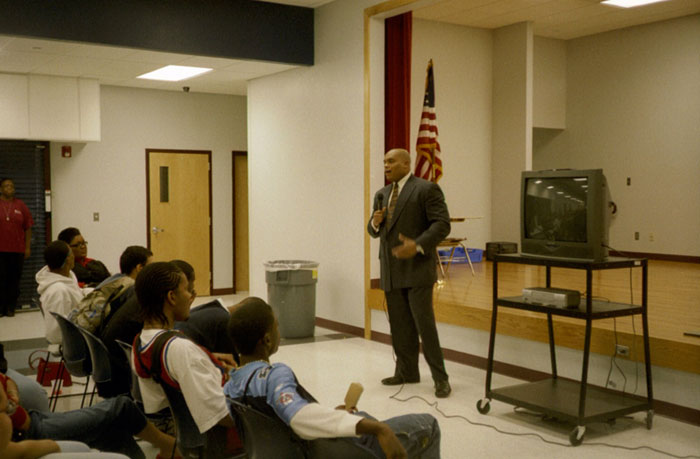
[534,14,700,256]
[491,22,533,243]
[411,19,493,250]
[50,85,247,288]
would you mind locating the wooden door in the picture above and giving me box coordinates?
[233,152,249,291]
[147,150,211,296]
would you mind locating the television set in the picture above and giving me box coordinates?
[520,169,612,262]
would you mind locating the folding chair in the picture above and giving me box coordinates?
[48,312,93,410]
[34,301,68,408]
[436,237,474,277]
[77,325,121,403]
[114,340,143,404]
[228,397,377,459]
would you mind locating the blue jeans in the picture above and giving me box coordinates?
[27,395,147,459]
[353,412,441,458]
[6,368,50,413]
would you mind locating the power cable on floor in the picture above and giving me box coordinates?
[387,384,699,459]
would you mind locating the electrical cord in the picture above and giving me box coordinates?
[387,384,700,459]
[600,244,643,395]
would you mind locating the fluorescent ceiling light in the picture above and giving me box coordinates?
[601,0,669,8]
[137,65,212,81]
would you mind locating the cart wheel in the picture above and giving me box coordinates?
[569,426,585,446]
[476,398,491,414]
[646,410,654,430]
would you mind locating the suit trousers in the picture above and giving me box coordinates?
[385,286,448,383]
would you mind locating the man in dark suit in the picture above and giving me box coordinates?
[367,148,452,398]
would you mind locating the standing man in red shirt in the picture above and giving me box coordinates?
[0,178,33,317]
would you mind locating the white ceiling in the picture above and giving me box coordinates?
[412,0,700,40]
[0,0,697,96]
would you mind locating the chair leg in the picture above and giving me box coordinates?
[50,359,65,412]
[38,350,50,388]
[85,376,95,408]
[435,248,446,282]
[444,246,457,274]
[460,242,475,276]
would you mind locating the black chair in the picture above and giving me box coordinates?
[114,340,143,404]
[77,325,125,403]
[228,397,305,459]
[48,312,93,410]
[160,381,235,459]
[35,301,64,409]
[228,397,376,459]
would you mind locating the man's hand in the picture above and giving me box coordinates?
[213,353,237,372]
[356,419,407,459]
[391,233,418,259]
[334,404,357,413]
[5,378,20,405]
[375,424,407,459]
[372,207,387,228]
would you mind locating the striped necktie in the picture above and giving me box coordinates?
[387,182,399,222]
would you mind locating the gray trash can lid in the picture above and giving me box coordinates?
[264,260,319,271]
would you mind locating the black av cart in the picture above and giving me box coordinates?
[477,253,653,446]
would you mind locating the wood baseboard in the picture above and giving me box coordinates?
[367,288,699,375]
[314,316,700,426]
[608,251,700,263]
[210,287,235,296]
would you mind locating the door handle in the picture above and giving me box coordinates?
[152,226,165,234]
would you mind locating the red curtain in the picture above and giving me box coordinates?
[384,11,412,172]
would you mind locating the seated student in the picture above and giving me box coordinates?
[132,262,241,455]
[70,245,153,334]
[57,228,110,288]
[101,259,235,397]
[0,371,178,458]
[1,367,128,458]
[223,297,441,459]
[35,241,86,352]
[170,260,237,360]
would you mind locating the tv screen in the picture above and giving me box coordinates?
[524,176,589,243]
[520,169,610,262]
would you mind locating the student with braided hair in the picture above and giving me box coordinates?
[132,262,241,457]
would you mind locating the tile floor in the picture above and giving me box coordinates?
[2,294,699,459]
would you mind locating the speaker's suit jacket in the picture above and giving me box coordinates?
[367,175,450,292]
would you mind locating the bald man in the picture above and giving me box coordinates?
[367,148,452,398]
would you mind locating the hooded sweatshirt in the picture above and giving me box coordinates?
[35,266,85,346]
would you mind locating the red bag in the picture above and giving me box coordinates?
[29,351,72,387]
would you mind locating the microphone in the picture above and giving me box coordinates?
[377,194,384,211]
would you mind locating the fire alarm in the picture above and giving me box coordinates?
[61,146,72,158]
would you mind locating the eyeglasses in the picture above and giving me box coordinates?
[70,241,88,248]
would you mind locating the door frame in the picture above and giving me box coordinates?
[145,148,213,294]
[231,150,247,293]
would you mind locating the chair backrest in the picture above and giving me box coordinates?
[49,312,91,377]
[228,397,377,459]
[76,326,112,385]
[228,397,305,459]
[160,382,230,459]
[114,340,143,403]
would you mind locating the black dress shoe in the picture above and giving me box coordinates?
[381,375,420,386]
[435,380,451,398]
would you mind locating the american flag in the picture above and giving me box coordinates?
[414,59,442,183]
